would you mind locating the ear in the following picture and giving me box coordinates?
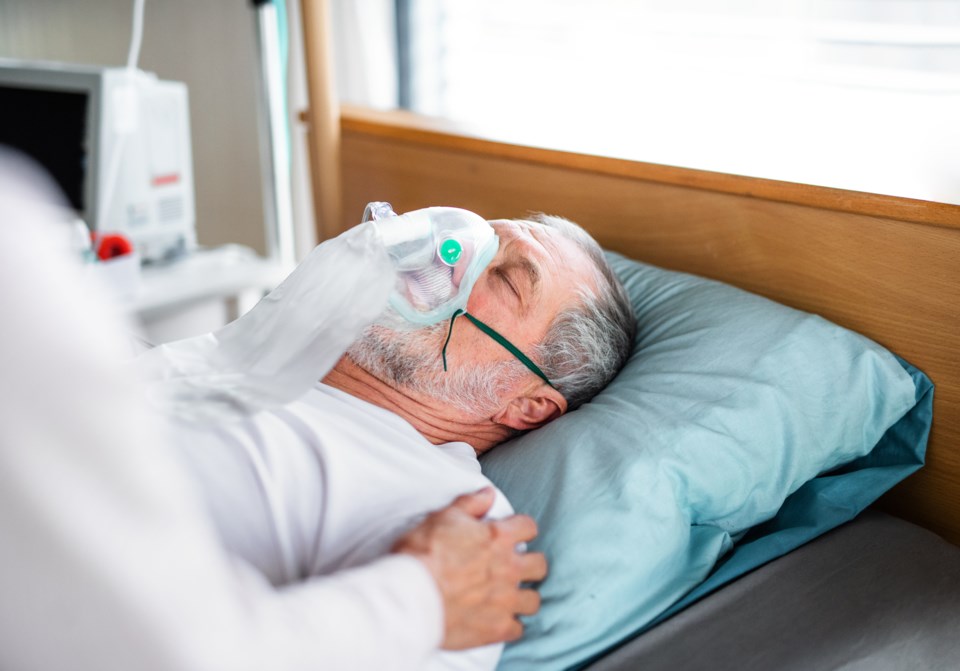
[493,385,567,431]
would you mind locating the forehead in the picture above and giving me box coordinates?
[458,219,597,355]
[491,218,589,265]
[489,218,598,301]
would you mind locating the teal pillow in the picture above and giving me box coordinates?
[481,254,929,670]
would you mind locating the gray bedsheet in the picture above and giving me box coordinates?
[585,510,960,671]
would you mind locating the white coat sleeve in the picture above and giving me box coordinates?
[0,158,441,671]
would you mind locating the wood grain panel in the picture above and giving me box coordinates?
[340,109,960,546]
[300,0,342,242]
[342,105,960,231]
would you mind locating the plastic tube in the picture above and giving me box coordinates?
[133,221,395,423]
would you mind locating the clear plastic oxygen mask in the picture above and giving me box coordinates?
[362,202,499,328]
[365,202,555,390]
[133,202,552,426]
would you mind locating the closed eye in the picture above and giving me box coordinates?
[495,267,521,301]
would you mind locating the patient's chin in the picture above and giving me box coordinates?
[346,322,521,417]
[346,323,445,388]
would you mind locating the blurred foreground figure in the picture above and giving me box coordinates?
[0,152,548,671]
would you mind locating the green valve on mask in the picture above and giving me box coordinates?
[438,238,463,266]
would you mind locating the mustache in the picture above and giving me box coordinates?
[346,321,525,416]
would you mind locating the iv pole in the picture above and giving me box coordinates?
[251,0,297,270]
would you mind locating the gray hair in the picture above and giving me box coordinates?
[527,214,636,410]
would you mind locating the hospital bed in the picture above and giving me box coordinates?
[323,105,960,669]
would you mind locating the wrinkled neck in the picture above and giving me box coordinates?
[322,356,511,455]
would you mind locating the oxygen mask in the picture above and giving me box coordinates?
[363,202,499,328]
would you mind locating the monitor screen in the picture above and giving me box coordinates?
[0,85,89,213]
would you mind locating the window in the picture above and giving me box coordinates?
[340,0,960,204]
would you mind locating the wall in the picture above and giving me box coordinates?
[0,0,268,255]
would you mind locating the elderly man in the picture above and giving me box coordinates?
[145,210,636,670]
[338,214,634,450]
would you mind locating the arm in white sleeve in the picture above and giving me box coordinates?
[264,555,444,670]
[0,160,440,671]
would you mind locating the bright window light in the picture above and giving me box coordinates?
[392,0,960,204]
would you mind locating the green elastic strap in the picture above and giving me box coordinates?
[441,309,555,389]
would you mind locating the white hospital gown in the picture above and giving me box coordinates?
[174,382,513,671]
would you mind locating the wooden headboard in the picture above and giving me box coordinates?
[330,105,960,545]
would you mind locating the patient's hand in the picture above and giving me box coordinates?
[392,487,548,650]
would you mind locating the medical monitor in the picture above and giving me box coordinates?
[0,59,197,262]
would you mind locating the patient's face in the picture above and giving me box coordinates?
[348,219,596,412]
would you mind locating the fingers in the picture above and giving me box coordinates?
[449,487,496,519]
[503,619,524,643]
[492,514,538,544]
[517,551,548,583]
[515,588,541,616]
[418,522,546,648]
[403,486,551,650]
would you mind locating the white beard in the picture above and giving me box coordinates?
[346,319,524,416]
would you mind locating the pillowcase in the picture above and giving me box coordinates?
[480,253,928,671]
